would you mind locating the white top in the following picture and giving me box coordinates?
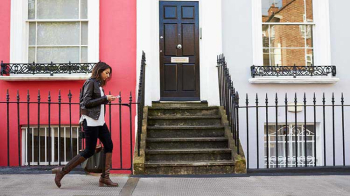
[79,87,105,127]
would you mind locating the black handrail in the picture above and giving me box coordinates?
[137,51,146,156]
[0,61,95,76]
[217,54,240,155]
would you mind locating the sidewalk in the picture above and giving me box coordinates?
[1,170,350,196]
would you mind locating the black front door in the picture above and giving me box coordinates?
[159,1,200,101]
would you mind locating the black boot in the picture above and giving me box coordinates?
[52,154,86,188]
[99,153,118,187]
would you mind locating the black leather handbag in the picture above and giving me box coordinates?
[81,145,105,173]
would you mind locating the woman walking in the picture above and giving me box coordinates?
[52,62,119,188]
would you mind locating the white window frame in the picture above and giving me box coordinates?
[250,0,338,84]
[21,125,81,166]
[10,0,99,64]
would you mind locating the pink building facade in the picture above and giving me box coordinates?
[0,0,136,174]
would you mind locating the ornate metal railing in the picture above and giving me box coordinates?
[0,61,95,76]
[251,65,336,78]
[137,51,146,156]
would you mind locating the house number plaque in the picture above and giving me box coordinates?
[171,57,189,63]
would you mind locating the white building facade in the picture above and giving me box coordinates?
[137,0,350,170]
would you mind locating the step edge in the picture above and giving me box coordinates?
[147,126,225,130]
[146,137,228,142]
[148,116,221,120]
[145,148,232,154]
[144,161,235,167]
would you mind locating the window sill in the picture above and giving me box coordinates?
[249,77,339,84]
[0,74,91,81]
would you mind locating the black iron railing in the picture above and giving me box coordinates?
[219,54,349,171]
[217,54,240,155]
[251,65,336,78]
[137,51,146,156]
[1,89,135,172]
[242,92,349,171]
[0,61,95,76]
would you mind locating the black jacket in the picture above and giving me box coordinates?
[80,78,109,120]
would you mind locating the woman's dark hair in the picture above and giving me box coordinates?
[91,62,112,87]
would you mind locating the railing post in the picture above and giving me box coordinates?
[48,91,51,165]
[7,89,10,166]
[1,60,4,75]
[69,61,72,74]
[129,92,133,170]
[236,91,240,155]
[341,93,345,166]
[256,93,259,169]
[17,90,21,166]
[27,90,30,166]
[50,61,54,76]
[37,90,41,165]
[251,65,255,78]
[119,92,123,168]
[68,90,73,160]
[58,90,61,166]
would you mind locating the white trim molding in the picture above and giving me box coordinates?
[249,77,339,84]
[0,74,91,81]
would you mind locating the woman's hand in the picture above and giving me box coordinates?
[106,95,119,102]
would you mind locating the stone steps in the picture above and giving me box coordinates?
[147,126,225,138]
[147,116,222,126]
[151,101,208,108]
[139,102,238,175]
[144,160,235,175]
[145,148,232,162]
[148,107,219,117]
[146,137,229,149]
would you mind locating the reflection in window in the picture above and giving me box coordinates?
[28,0,88,63]
[262,0,314,66]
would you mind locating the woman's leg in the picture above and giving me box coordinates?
[80,122,99,159]
[98,123,118,187]
[52,120,98,188]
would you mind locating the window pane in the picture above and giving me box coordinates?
[81,47,88,63]
[29,23,36,45]
[264,49,309,66]
[306,49,313,66]
[270,25,306,48]
[306,0,313,22]
[81,22,88,45]
[262,0,306,23]
[305,25,313,47]
[28,47,36,63]
[37,47,79,63]
[263,49,270,66]
[37,0,79,19]
[28,0,35,19]
[80,0,88,19]
[37,22,80,45]
[262,25,270,47]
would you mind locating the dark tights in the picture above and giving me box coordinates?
[79,120,113,159]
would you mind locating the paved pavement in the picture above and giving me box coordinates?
[1,170,350,196]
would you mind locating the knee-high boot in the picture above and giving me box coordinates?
[52,154,86,188]
[99,153,118,187]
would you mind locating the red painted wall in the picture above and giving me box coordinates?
[100,0,137,174]
[0,0,11,166]
[0,0,137,174]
